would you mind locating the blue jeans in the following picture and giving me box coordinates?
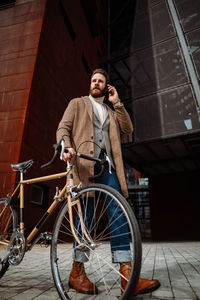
[73,158,131,263]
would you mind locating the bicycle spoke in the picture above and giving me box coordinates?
[51,184,142,300]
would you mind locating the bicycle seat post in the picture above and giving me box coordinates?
[20,170,24,182]
[19,170,25,234]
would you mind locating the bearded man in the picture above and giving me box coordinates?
[56,68,160,295]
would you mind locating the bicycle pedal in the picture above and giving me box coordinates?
[40,232,52,247]
[45,232,53,240]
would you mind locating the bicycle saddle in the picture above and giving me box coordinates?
[10,159,34,172]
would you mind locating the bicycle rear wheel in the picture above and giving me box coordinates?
[51,184,142,299]
[0,198,17,278]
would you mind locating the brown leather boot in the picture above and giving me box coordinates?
[120,262,131,293]
[68,261,98,294]
[120,262,160,295]
[135,277,161,295]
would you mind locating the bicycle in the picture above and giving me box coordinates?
[0,139,142,299]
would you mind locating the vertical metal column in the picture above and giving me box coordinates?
[167,0,200,112]
[107,0,111,75]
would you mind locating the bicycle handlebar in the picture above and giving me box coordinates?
[40,143,62,169]
[41,139,108,181]
[78,152,107,181]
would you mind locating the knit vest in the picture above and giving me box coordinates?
[90,100,115,168]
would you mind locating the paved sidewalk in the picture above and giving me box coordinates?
[0,241,199,299]
[139,241,200,300]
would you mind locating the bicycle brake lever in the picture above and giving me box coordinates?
[105,155,112,174]
[60,139,65,160]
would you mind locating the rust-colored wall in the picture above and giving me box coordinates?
[0,0,105,236]
[0,0,46,197]
[18,0,104,234]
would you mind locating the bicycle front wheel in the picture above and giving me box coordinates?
[0,198,17,278]
[51,184,142,299]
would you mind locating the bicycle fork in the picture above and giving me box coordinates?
[67,164,93,248]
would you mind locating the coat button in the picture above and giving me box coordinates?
[99,139,102,142]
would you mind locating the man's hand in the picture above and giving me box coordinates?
[62,148,75,162]
[107,84,120,105]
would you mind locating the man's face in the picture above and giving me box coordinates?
[90,73,107,98]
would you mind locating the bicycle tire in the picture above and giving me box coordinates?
[0,198,17,278]
[51,183,142,299]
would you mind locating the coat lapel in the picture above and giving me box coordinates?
[106,105,115,128]
[83,96,93,122]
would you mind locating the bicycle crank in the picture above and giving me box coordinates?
[8,231,26,265]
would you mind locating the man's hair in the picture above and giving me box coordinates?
[91,68,109,84]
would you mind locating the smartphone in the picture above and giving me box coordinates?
[104,85,113,108]
[104,85,113,96]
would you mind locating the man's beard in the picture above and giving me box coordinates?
[90,87,106,98]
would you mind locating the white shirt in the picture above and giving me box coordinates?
[89,94,107,125]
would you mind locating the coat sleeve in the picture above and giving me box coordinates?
[113,102,133,134]
[56,99,77,148]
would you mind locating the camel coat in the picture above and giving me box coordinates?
[56,96,133,198]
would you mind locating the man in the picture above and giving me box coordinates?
[56,68,160,295]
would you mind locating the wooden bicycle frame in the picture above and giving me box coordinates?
[9,164,92,249]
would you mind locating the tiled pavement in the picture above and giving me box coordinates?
[0,241,200,299]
